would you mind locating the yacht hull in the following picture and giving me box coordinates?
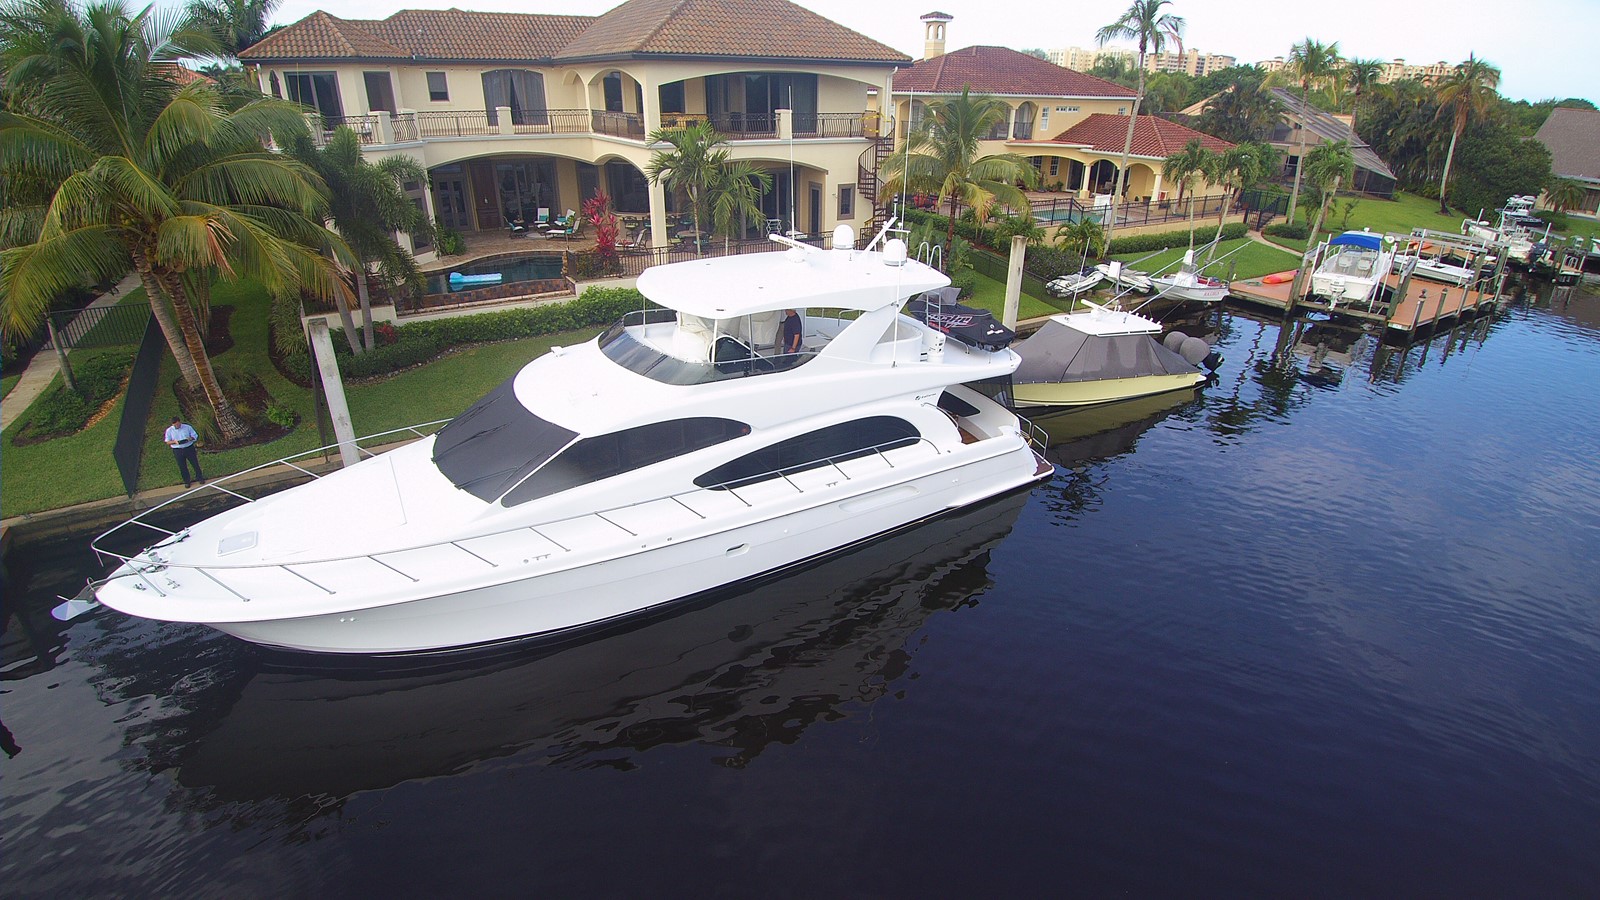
[194,446,1046,655]
[1011,372,1205,408]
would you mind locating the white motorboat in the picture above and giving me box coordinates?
[1461,195,1541,264]
[1310,231,1395,306]
[1095,261,1153,293]
[79,226,1051,655]
[1395,254,1477,286]
[1010,301,1206,408]
[1046,268,1105,298]
[1150,250,1229,303]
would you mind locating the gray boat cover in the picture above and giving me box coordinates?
[1012,319,1199,384]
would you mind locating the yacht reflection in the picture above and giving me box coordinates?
[167,491,1029,799]
[1028,389,1197,467]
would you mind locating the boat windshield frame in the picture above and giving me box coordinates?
[598,309,819,385]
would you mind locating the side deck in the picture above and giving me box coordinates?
[1229,271,1499,333]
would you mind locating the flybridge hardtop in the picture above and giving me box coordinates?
[637,238,949,317]
[76,225,1052,655]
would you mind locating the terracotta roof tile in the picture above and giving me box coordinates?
[242,11,406,61]
[242,8,593,62]
[554,0,907,63]
[1536,107,1600,182]
[895,46,1135,98]
[1048,113,1234,158]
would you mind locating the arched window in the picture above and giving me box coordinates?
[1013,102,1036,140]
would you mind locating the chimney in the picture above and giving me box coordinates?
[920,11,952,60]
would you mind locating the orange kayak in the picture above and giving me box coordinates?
[1261,270,1297,285]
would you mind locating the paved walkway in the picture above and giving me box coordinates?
[1,274,141,432]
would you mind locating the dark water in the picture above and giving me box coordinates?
[6,285,1600,896]
[425,253,564,295]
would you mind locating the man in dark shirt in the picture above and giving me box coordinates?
[781,309,803,356]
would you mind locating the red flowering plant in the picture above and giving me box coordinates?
[583,192,621,272]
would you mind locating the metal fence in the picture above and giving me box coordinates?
[48,303,151,350]
[110,317,163,496]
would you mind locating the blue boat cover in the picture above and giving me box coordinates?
[1329,232,1381,250]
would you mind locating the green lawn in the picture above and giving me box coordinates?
[965,272,1062,321]
[3,273,612,516]
[1112,237,1301,280]
[2,348,138,517]
[2,373,17,400]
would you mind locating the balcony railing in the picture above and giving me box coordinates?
[592,109,646,139]
[710,112,777,139]
[510,108,593,134]
[792,113,867,138]
[310,114,379,146]
[414,109,494,137]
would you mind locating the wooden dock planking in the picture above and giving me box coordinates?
[1228,271,1497,334]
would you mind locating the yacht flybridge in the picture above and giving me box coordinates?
[77,226,1052,655]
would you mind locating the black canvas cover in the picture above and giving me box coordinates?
[433,376,578,501]
[1012,320,1198,385]
[907,289,1015,351]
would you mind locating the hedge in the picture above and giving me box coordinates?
[15,350,134,439]
[329,286,653,379]
[1263,222,1309,240]
[1106,222,1248,255]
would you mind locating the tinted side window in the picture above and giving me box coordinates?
[502,418,749,506]
[694,417,919,490]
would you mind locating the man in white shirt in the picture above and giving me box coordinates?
[164,416,204,487]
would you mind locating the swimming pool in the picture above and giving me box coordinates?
[426,253,565,295]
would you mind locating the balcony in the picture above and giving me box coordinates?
[312,109,870,148]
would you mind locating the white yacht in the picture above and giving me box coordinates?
[1310,231,1395,306]
[80,227,1051,655]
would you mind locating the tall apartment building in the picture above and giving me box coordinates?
[1258,56,1457,85]
[1048,46,1234,77]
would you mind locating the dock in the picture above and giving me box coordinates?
[1229,271,1498,332]
[1227,230,1505,335]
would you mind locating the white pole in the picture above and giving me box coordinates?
[1003,235,1027,329]
[308,317,360,468]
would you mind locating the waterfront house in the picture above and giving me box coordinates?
[1534,107,1600,218]
[891,14,1232,215]
[239,0,909,263]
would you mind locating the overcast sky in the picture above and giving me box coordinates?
[263,0,1598,104]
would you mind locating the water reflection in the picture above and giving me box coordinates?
[60,491,1027,810]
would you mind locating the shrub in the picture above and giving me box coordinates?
[266,402,297,428]
[329,287,654,379]
[1024,245,1090,281]
[15,350,134,439]
[1264,222,1309,240]
[949,269,978,299]
[1534,209,1570,231]
[437,228,466,256]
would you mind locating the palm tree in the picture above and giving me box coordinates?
[1545,177,1586,213]
[1435,53,1501,215]
[1302,139,1355,249]
[1205,141,1279,258]
[1197,75,1284,144]
[1095,0,1185,246]
[291,126,431,353]
[880,88,1038,248]
[1054,217,1106,261]
[1,0,350,440]
[646,121,728,257]
[187,0,280,57]
[709,161,772,252]
[1344,57,1385,132]
[1284,37,1342,227]
[1161,138,1214,248]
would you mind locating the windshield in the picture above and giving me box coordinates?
[432,376,578,501]
[598,311,817,384]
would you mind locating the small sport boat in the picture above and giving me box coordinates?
[1150,250,1229,303]
[1310,230,1395,306]
[1095,261,1153,293]
[76,223,1052,655]
[1396,254,1477,286]
[1046,268,1105,298]
[906,288,1016,351]
[1010,301,1206,408]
